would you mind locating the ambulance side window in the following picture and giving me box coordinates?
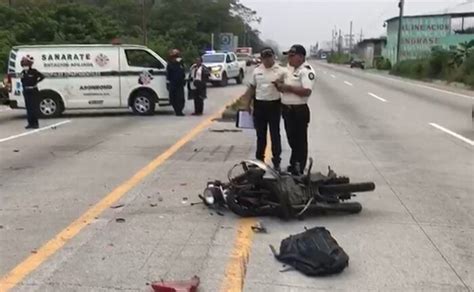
[125,49,164,69]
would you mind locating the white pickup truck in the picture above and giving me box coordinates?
[202,51,246,87]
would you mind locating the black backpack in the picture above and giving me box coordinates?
[270,227,349,276]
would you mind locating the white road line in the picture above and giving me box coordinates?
[371,74,474,101]
[330,74,336,78]
[368,92,388,102]
[429,123,474,146]
[344,81,353,86]
[0,120,72,143]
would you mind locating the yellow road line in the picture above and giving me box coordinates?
[0,101,236,292]
[221,134,272,292]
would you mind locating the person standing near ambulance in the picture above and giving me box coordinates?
[166,49,186,116]
[274,45,316,175]
[20,55,45,129]
[241,47,286,171]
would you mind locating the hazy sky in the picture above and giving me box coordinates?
[240,0,473,49]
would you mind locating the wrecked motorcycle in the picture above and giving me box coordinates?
[200,158,375,219]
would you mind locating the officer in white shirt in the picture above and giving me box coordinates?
[240,47,287,170]
[274,45,316,174]
[188,57,209,115]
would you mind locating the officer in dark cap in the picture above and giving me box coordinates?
[20,55,45,129]
[166,49,186,116]
[274,44,316,174]
[240,47,286,171]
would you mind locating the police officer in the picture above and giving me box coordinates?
[275,45,316,174]
[188,57,209,115]
[241,47,286,170]
[166,49,186,116]
[20,55,45,129]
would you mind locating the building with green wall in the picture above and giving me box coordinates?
[383,12,474,64]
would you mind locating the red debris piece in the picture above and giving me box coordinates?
[151,276,200,292]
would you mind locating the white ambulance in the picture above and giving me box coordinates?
[7,44,171,117]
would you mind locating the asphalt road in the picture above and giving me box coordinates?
[0,63,472,292]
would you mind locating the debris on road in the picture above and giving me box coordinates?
[31,250,37,254]
[110,204,125,209]
[151,275,200,292]
[115,218,126,223]
[181,197,188,204]
[209,129,242,133]
[180,183,187,186]
[150,203,158,207]
[13,149,19,153]
[251,222,267,233]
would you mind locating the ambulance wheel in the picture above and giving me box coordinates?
[38,91,64,118]
[220,72,228,87]
[236,70,244,84]
[131,91,155,115]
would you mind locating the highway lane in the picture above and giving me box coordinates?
[0,83,243,279]
[316,61,474,141]
[243,61,473,291]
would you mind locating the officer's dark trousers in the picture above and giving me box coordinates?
[169,84,185,115]
[23,88,39,127]
[282,104,310,172]
[193,81,206,114]
[253,99,282,166]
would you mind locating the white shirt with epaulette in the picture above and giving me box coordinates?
[249,63,287,101]
[281,62,316,105]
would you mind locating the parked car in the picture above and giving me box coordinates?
[350,59,365,69]
[202,51,245,87]
[6,44,171,117]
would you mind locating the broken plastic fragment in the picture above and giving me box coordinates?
[151,275,200,292]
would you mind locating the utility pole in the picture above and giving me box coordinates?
[211,33,214,50]
[338,29,343,53]
[349,21,353,52]
[396,0,405,64]
[331,29,334,51]
[142,0,148,46]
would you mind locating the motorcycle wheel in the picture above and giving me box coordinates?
[225,189,269,217]
[319,182,375,195]
[315,202,363,214]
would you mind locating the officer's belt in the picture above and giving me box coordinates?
[282,104,307,109]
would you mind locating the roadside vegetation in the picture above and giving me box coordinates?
[0,0,268,72]
[391,41,474,88]
[327,53,351,65]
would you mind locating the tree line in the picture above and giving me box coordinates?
[0,0,270,71]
